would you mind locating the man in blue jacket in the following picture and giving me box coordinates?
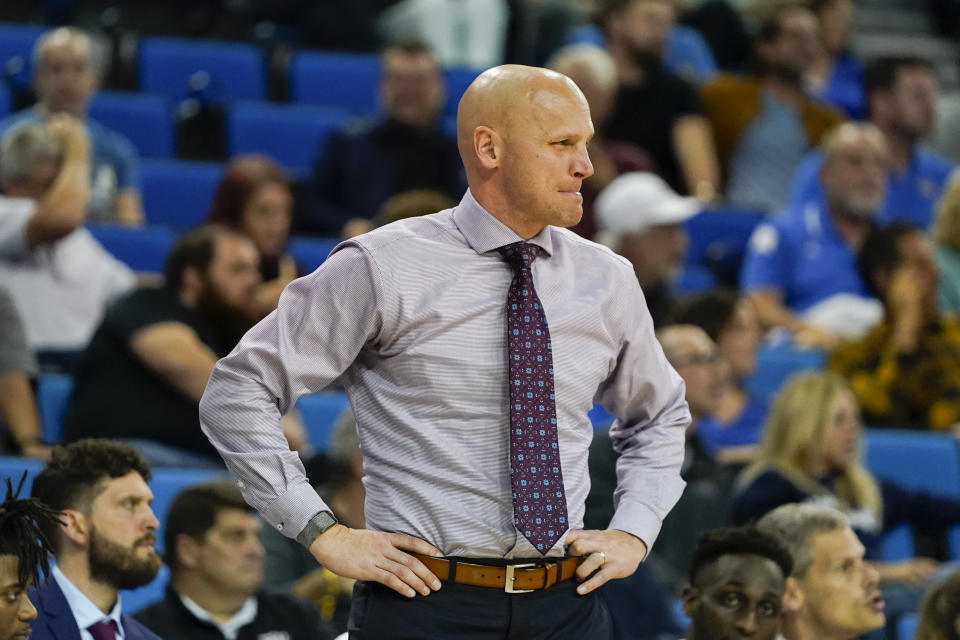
[29,439,164,640]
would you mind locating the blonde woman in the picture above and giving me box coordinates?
[934,169,960,314]
[732,372,960,605]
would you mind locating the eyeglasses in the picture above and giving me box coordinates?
[671,350,720,368]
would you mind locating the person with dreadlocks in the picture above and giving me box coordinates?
[0,472,61,640]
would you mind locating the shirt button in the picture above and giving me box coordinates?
[276,523,283,531]
[236,481,244,489]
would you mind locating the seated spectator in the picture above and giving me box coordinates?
[701,2,844,212]
[0,472,62,640]
[296,41,466,237]
[736,372,960,615]
[0,27,144,225]
[756,504,885,640]
[595,172,700,326]
[830,224,960,429]
[207,154,298,317]
[29,439,163,640]
[934,169,960,312]
[740,123,887,345]
[916,569,960,640]
[546,43,655,240]
[0,286,47,458]
[62,226,263,467]
[260,410,364,634]
[670,290,766,464]
[681,526,793,640]
[806,0,865,119]
[600,0,720,199]
[136,481,337,640]
[789,56,953,229]
[0,118,135,370]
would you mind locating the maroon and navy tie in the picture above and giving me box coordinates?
[87,620,118,640]
[499,241,568,554]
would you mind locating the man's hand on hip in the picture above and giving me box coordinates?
[565,529,648,595]
[308,525,443,598]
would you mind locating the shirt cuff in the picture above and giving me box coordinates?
[607,500,663,553]
[258,480,329,542]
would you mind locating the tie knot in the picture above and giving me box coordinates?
[499,242,540,271]
[88,619,118,640]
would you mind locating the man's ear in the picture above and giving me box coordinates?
[782,576,804,613]
[59,509,90,548]
[181,265,203,295]
[175,534,201,570]
[473,125,503,171]
[681,585,699,617]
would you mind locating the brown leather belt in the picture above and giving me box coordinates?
[411,553,584,593]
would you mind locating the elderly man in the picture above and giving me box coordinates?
[741,122,888,345]
[757,504,884,640]
[595,171,701,327]
[299,41,466,237]
[0,118,135,369]
[0,27,144,225]
[201,64,689,638]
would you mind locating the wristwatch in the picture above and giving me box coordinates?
[296,510,339,547]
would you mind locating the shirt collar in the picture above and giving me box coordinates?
[52,566,125,639]
[452,189,555,257]
[179,593,258,640]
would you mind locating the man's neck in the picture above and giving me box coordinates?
[56,555,118,615]
[828,208,872,250]
[877,124,915,173]
[762,74,805,106]
[171,574,250,623]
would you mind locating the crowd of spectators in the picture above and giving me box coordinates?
[4,0,960,638]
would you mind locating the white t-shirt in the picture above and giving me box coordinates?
[0,195,135,351]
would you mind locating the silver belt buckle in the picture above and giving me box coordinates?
[504,563,537,593]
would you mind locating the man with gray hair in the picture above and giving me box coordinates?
[0,26,144,225]
[0,117,134,368]
[757,503,885,640]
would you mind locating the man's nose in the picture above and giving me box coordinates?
[736,610,758,636]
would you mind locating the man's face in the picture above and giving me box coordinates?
[618,0,675,60]
[499,83,595,232]
[86,471,162,591]
[202,235,261,312]
[821,133,888,219]
[670,331,723,417]
[34,35,97,116]
[191,509,264,598]
[684,554,785,640]
[763,9,820,79]
[0,556,36,640]
[888,67,939,139]
[798,527,885,637]
[240,181,292,259]
[381,50,444,129]
[619,223,689,288]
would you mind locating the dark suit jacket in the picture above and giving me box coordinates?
[28,578,164,640]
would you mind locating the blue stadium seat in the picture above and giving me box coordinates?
[0,83,10,119]
[139,37,266,102]
[149,466,226,556]
[227,103,349,177]
[673,263,716,295]
[745,345,826,399]
[0,23,44,90]
[87,224,177,273]
[37,374,73,445]
[0,456,44,493]
[88,91,174,158]
[141,159,223,229]
[589,404,615,430]
[864,429,960,561]
[288,236,339,273]
[288,52,380,115]
[898,613,917,640]
[685,206,764,283]
[443,67,482,117]
[297,392,351,452]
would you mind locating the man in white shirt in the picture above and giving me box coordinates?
[0,117,134,370]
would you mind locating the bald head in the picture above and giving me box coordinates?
[33,27,99,116]
[820,122,888,220]
[454,65,594,239]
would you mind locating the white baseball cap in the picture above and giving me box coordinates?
[594,172,701,237]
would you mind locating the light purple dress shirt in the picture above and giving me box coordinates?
[200,189,689,558]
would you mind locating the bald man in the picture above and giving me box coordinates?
[200,64,689,638]
[0,27,144,225]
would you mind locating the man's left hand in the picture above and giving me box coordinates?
[564,529,647,595]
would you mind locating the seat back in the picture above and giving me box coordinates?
[87,224,177,273]
[297,392,352,452]
[141,159,223,229]
[37,374,73,445]
[139,37,266,102]
[88,91,175,158]
[288,52,380,115]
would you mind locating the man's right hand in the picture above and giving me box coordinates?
[308,524,443,598]
[46,114,89,156]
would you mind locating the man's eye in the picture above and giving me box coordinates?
[721,592,742,607]
[759,600,779,617]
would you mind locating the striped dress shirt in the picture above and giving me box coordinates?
[200,189,689,559]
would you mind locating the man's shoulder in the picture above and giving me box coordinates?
[552,227,635,275]
[84,118,138,159]
[701,73,758,101]
[349,209,460,256]
[122,613,166,640]
[0,107,40,138]
[914,147,955,180]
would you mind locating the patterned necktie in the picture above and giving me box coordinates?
[499,241,568,554]
[87,619,118,640]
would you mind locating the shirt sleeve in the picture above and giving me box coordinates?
[0,197,35,259]
[107,131,141,190]
[199,243,383,541]
[593,266,689,551]
[740,221,790,295]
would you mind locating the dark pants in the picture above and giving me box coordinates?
[348,576,612,639]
